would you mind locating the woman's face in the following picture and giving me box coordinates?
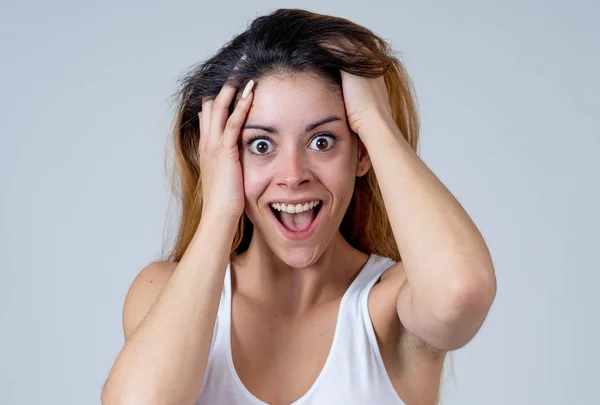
[239,73,370,268]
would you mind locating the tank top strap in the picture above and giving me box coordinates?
[351,253,398,295]
[332,253,397,348]
[206,261,232,355]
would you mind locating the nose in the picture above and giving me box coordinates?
[275,150,312,189]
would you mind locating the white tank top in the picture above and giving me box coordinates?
[195,253,406,405]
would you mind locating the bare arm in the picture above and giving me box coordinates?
[363,117,496,351]
[101,215,238,405]
[101,62,253,404]
[338,70,496,352]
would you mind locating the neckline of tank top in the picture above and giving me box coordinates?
[222,253,385,405]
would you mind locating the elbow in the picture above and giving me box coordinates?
[101,378,136,405]
[101,380,119,405]
[101,377,157,405]
[102,378,194,405]
[436,266,497,324]
[432,272,497,350]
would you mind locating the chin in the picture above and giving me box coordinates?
[271,245,325,269]
[244,197,343,269]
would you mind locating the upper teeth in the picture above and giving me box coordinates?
[271,200,321,214]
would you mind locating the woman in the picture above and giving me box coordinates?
[102,8,497,405]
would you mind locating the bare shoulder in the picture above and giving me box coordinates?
[122,260,179,341]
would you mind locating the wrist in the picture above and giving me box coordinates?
[200,209,241,230]
[359,115,399,141]
[192,213,240,251]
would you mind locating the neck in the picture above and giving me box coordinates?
[231,232,369,315]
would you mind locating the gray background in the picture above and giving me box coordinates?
[1,0,598,404]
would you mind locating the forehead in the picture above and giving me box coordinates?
[246,73,345,126]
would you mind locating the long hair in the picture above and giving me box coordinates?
[161,8,420,263]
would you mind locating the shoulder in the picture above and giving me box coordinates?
[122,260,179,341]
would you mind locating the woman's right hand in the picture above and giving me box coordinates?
[198,75,255,222]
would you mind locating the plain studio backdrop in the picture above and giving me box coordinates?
[1,0,598,404]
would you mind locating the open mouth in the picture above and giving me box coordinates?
[269,200,323,235]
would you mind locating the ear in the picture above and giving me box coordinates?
[355,137,371,177]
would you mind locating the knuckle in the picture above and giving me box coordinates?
[225,114,242,130]
[214,99,230,113]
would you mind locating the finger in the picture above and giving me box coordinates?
[209,79,238,144]
[222,80,255,148]
[202,98,214,146]
[209,54,247,140]
[198,111,207,153]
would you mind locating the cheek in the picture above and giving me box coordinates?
[317,156,357,197]
[333,145,359,177]
[241,162,270,200]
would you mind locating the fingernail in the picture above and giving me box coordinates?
[242,80,254,99]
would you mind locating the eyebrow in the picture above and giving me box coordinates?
[243,115,342,134]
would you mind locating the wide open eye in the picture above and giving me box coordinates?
[309,134,336,152]
[247,137,274,155]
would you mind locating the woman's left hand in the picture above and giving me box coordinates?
[340,70,395,137]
